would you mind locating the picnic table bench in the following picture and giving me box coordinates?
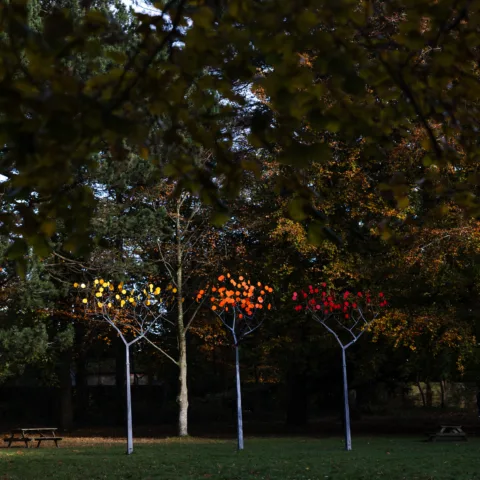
[4,428,63,448]
[428,425,467,442]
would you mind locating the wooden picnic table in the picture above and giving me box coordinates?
[4,428,63,448]
[428,425,467,442]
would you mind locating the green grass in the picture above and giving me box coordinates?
[2,436,480,479]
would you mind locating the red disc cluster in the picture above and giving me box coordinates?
[292,284,387,319]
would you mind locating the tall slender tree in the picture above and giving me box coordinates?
[139,182,222,437]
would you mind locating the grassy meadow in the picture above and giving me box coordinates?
[1,436,479,479]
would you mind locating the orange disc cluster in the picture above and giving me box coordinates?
[198,273,273,318]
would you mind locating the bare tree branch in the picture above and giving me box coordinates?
[139,334,179,367]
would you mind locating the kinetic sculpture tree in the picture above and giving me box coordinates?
[200,274,273,450]
[292,284,387,451]
[73,279,167,454]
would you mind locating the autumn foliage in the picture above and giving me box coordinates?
[371,309,475,373]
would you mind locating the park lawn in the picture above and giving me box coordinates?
[1,436,479,480]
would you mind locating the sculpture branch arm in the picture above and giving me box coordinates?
[128,312,162,346]
[215,312,234,333]
[344,329,365,349]
[347,314,362,336]
[142,314,164,337]
[128,333,145,347]
[314,315,345,348]
[104,316,127,346]
[242,318,264,338]
[357,308,379,326]
[343,310,379,348]
[334,316,357,342]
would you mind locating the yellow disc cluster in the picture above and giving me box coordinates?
[73,279,163,309]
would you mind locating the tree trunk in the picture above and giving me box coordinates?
[116,337,126,425]
[125,344,133,455]
[234,342,244,450]
[426,380,433,407]
[440,379,446,408]
[341,348,352,451]
[176,203,189,437]
[177,330,188,437]
[416,378,426,407]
